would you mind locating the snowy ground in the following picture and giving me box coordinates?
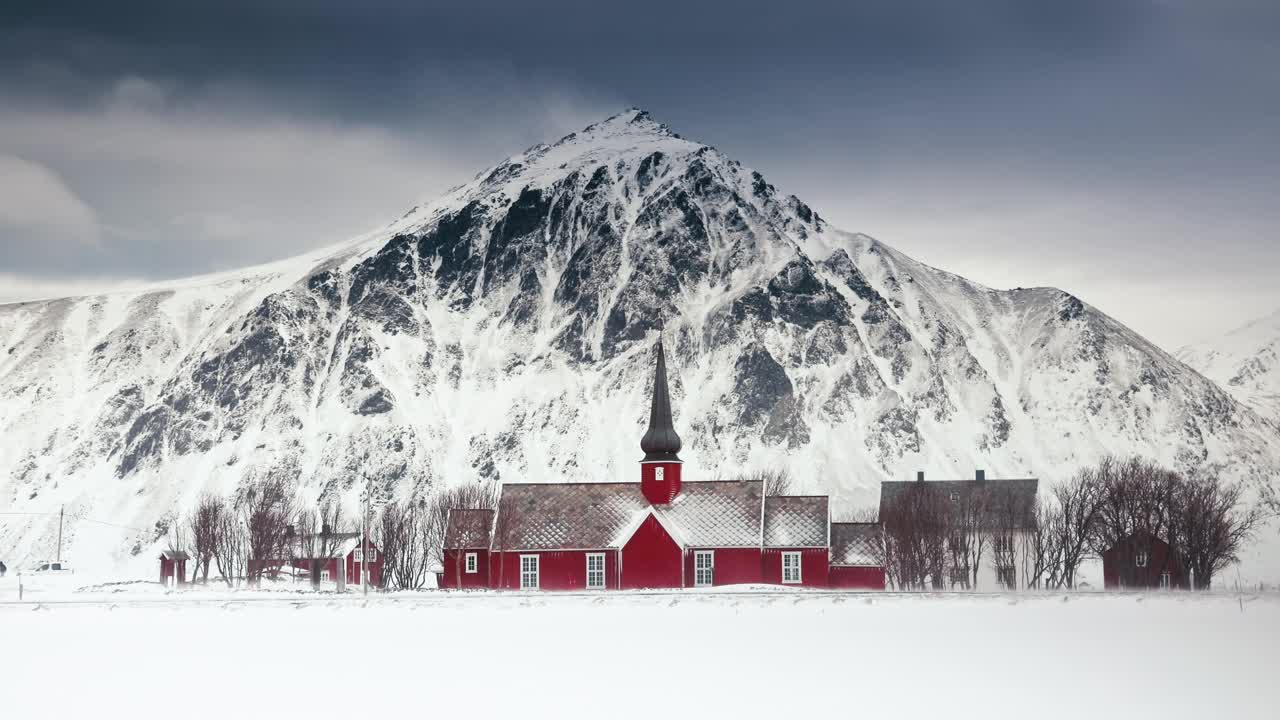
[1,580,1276,720]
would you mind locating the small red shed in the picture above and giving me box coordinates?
[1103,531,1187,590]
[159,550,188,587]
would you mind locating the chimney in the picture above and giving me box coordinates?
[322,523,332,535]
[916,471,925,482]
[975,469,986,482]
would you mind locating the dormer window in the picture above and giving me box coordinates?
[655,466,665,482]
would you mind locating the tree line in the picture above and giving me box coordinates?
[877,456,1264,591]
[166,478,500,590]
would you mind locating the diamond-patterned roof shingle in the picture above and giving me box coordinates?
[489,480,765,551]
[444,509,495,550]
[830,523,884,566]
[762,496,828,547]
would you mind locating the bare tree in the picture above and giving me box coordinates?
[240,477,297,584]
[211,498,248,588]
[1047,467,1106,588]
[186,493,222,585]
[295,502,347,588]
[1167,470,1261,589]
[378,500,432,590]
[881,484,951,590]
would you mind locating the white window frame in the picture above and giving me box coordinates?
[655,466,665,482]
[465,552,478,574]
[694,550,714,587]
[320,569,331,582]
[520,554,540,590]
[1159,571,1171,590]
[781,551,802,584]
[586,553,606,590]
[1136,551,1149,568]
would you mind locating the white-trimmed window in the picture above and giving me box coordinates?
[1159,572,1171,589]
[782,552,802,584]
[465,552,478,574]
[520,555,540,590]
[320,569,331,582]
[586,553,606,589]
[694,550,714,587]
[1135,551,1149,568]
[655,466,665,482]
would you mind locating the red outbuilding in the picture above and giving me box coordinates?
[1103,530,1187,590]
[289,533,384,588]
[440,337,887,591]
[159,550,188,587]
[828,523,887,589]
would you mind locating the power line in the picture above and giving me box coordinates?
[0,511,151,533]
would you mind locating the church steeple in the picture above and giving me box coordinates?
[640,337,682,462]
[640,334,683,504]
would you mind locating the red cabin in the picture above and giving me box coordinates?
[439,337,887,591]
[159,550,188,587]
[1103,531,1188,590]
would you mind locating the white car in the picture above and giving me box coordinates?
[32,561,73,574]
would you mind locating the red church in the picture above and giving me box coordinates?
[442,339,886,591]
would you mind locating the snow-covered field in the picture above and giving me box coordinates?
[1,582,1275,720]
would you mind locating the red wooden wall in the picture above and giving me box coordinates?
[829,566,886,590]
[682,547,761,586]
[488,549,620,591]
[761,548,829,587]
[442,549,490,589]
[621,514,683,588]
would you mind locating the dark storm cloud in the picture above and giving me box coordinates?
[1,1,1278,347]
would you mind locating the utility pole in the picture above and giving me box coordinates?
[361,489,369,596]
[56,506,64,562]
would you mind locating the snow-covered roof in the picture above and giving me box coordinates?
[160,550,189,561]
[762,496,828,547]
[830,523,884,566]
[490,480,765,551]
[444,509,495,550]
[292,532,372,560]
[878,478,1039,530]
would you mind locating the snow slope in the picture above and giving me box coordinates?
[1178,308,1280,423]
[2,109,1278,574]
[1,592,1276,720]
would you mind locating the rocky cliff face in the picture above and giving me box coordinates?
[3,109,1278,571]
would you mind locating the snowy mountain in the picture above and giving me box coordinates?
[3,109,1279,572]
[1178,309,1280,423]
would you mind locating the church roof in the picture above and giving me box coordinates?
[762,496,829,547]
[489,480,765,551]
[443,509,495,550]
[640,339,682,462]
[830,523,884,566]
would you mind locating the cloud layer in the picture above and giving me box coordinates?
[1,1,1277,348]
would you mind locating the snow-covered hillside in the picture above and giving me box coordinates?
[1178,309,1280,423]
[3,109,1278,573]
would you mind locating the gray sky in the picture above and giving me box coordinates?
[1,1,1277,350]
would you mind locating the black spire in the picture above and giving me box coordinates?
[640,337,682,462]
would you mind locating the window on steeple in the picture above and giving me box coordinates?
[655,466,665,482]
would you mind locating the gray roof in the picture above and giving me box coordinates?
[489,480,765,551]
[830,523,884,566]
[878,478,1039,529]
[292,532,373,559]
[762,496,828,547]
[444,509,495,550]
